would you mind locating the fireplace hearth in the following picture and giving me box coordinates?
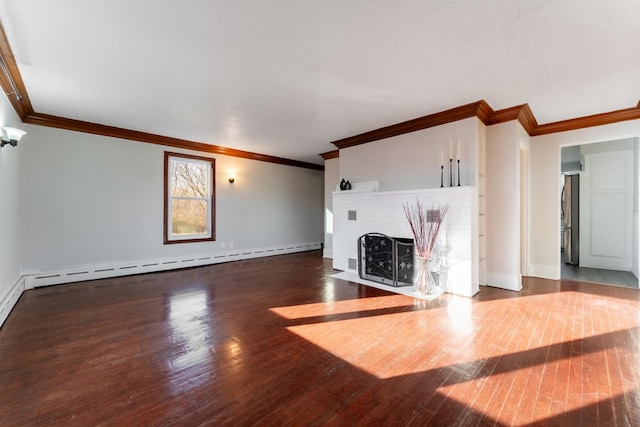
[358,233,414,287]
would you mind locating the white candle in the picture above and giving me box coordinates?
[449,139,452,160]
[440,149,443,166]
[457,139,461,160]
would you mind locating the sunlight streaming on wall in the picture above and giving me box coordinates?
[325,208,333,235]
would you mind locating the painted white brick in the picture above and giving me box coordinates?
[333,186,479,296]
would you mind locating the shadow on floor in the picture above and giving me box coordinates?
[561,260,638,289]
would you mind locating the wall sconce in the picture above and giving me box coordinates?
[0,127,27,147]
[228,175,235,184]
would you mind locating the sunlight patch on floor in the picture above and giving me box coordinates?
[285,308,477,379]
[270,294,411,319]
[437,350,638,426]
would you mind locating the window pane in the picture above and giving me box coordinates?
[171,199,209,235]
[170,160,209,198]
[164,152,215,244]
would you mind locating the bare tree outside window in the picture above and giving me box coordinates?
[164,152,215,244]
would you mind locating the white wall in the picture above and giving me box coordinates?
[339,118,479,191]
[529,120,640,280]
[0,93,26,326]
[580,138,636,156]
[485,121,529,291]
[323,157,339,258]
[635,138,639,279]
[20,125,324,276]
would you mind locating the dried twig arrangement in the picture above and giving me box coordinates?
[403,200,449,259]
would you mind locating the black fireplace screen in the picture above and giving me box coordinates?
[358,233,414,287]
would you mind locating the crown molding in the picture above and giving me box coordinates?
[487,104,538,135]
[517,104,539,135]
[329,99,640,151]
[319,150,339,160]
[329,100,512,150]
[331,101,490,149]
[0,22,33,120]
[24,112,324,171]
[475,100,494,125]
[531,103,640,136]
[486,104,521,124]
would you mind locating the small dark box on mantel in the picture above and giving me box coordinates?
[427,209,441,223]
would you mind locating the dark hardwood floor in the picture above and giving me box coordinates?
[1,251,639,426]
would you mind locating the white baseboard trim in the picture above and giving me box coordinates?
[529,264,560,280]
[24,241,322,289]
[485,271,522,292]
[323,248,333,259]
[0,276,26,329]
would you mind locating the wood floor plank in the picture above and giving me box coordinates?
[1,251,639,426]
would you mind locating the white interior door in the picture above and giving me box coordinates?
[580,150,633,270]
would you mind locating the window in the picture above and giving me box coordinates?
[164,152,215,244]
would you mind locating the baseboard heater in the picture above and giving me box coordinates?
[358,233,414,287]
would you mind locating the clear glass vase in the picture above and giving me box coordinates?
[414,256,437,295]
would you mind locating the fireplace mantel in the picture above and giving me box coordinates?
[332,185,479,296]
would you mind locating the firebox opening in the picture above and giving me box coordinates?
[358,233,414,287]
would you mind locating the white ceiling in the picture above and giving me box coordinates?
[1,0,639,165]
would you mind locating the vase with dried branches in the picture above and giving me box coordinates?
[403,201,449,294]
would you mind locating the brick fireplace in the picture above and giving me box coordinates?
[332,182,479,296]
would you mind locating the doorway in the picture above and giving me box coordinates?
[559,139,639,289]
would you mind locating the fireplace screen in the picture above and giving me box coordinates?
[358,233,414,287]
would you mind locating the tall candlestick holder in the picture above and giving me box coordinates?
[440,165,444,187]
[449,158,453,187]
[457,159,461,186]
